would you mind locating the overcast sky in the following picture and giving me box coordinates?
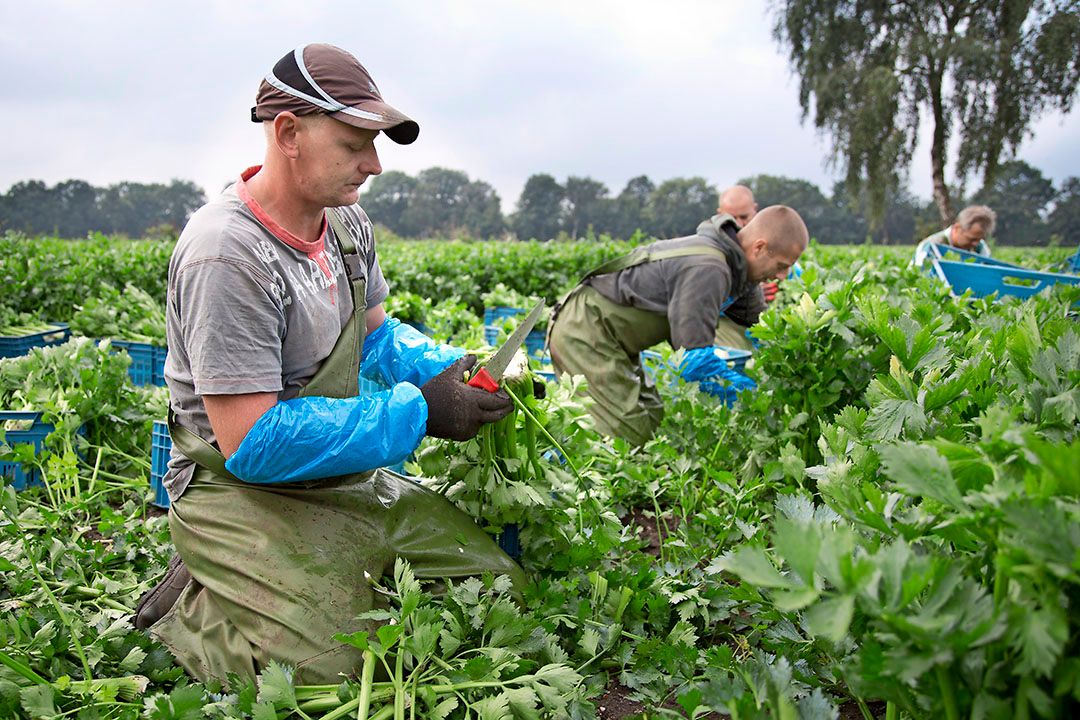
[3,0,1078,213]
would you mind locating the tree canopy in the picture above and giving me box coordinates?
[0,179,205,238]
[773,0,1080,224]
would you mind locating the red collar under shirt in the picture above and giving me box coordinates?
[236,165,339,301]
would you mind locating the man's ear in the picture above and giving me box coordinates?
[272,112,302,159]
[751,236,769,258]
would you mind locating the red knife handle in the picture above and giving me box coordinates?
[467,367,500,393]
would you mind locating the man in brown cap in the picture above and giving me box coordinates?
[137,43,522,686]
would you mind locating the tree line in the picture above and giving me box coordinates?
[0,179,206,239]
[360,161,1079,245]
[2,161,1077,246]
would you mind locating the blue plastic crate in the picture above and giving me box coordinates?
[150,420,171,508]
[153,346,169,386]
[1067,248,1080,273]
[110,340,167,386]
[495,523,521,560]
[0,411,57,490]
[927,244,1080,300]
[483,306,547,357]
[482,326,547,356]
[0,323,71,359]
[483,306,528,326]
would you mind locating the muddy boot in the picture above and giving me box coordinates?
[133,555,191,630]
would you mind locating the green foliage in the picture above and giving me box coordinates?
[0,233,171,322]
[0,236,1078,718]
[69,284,167,345]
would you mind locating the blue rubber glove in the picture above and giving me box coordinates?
[679,346,757,404]
[788,261,803,280]
[361,316,466,388]
[680,346,738,382]
[224,384,427,484]
[698,368,756,404]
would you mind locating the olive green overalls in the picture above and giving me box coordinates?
[152,210,525,686]
[548,237,743,446]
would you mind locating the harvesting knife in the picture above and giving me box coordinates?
[467,299,546,393]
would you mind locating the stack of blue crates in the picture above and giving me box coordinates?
[150,420,171,508]
[0,324,71,359]
[927,243,1080,300]
[483,307,547,357]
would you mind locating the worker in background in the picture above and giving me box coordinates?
[548,206,809,445]
[914,205,996,266]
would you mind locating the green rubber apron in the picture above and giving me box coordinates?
[547,243,729,445]
[152,210,525,687]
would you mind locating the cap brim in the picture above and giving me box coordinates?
[330,99,419,145]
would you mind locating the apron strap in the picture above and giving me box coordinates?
[578,244,728,284]
[319,209,367,400]
[168,408,242,482]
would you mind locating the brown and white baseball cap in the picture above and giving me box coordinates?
[251,43,419,145]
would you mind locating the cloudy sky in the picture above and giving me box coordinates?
[3,0,1078,212]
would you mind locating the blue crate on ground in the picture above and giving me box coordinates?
[152,346,169,386]
[151,420,171,509]
[483,326,547,356]
[110,340,167,386]
[495,523,521,560]
[483,306,547,357]
[927,244,1080,300]
[483,306,528,326]
[1067,248,1080,273]
[0,323,71,359]
[0,411,57,491]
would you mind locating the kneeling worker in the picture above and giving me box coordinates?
[548,206,809,445]
[135,44,522,687]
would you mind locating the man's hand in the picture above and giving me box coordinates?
[761,281,779,303]
[420,355,513,441]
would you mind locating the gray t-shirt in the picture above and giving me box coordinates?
[163,170,389,499]
[587,215,765,349]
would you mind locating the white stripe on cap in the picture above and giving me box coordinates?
[262,44,390,123]
[294,45,339,106]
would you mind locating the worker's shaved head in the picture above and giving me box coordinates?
[719,185,758,228]
[737,206,809,283]
[741,206,809,254]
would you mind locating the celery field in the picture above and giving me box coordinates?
[1,232,1079,719]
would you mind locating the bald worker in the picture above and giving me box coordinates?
[719,185,759,229]
[548,206,809,445]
